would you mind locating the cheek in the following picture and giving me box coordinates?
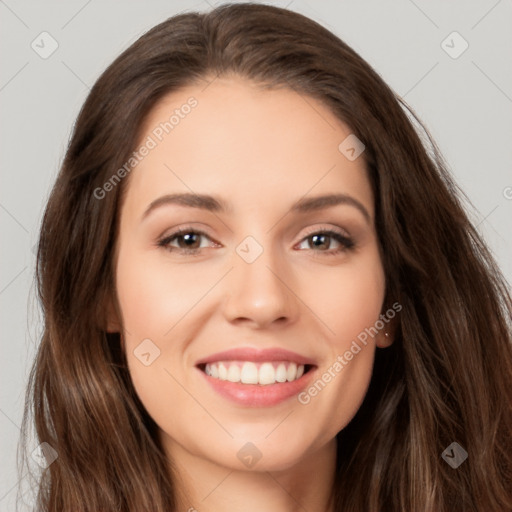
[114,247,218,418]
[296,249,385,439]
[306,249,386,344]
[115,247,210,337]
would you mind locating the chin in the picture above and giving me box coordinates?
[199,433,319,473]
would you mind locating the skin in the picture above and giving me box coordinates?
[107,75,393,511]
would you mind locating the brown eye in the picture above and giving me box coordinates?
[158,229,215,254]
[308,233,333,250]
[174,232,202,249]
[297,230,355,254]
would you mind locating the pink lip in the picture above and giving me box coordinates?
[195,347,317,407]
[197,367,316,407]
[195,347,316,366]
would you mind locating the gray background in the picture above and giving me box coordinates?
[1,0,511,509]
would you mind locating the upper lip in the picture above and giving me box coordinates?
[195,347,316,366]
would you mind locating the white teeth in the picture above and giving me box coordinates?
[218,362,228,380]
[203,361,306,385]
[240,362,259,384]
[275,363,287,383]
[227,364,241,383]
[286,362,298,382]
[259,362,275,385]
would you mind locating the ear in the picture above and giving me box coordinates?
[104,295,123,334]
[375,314,399,349]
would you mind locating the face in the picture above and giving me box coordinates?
[109,76,390,473]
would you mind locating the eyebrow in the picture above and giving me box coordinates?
[141,192,371,224]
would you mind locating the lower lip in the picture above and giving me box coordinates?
[197,367,315,407]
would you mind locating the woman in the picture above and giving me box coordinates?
[22,3,512,511]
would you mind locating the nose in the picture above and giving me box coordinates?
[222,244,299,329]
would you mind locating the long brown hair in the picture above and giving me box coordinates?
[21,3,512,511]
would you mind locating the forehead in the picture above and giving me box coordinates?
[121,76,373,221]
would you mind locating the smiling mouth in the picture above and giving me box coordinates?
[197,361,314,386]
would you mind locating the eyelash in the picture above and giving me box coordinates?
[156,226,355,257]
